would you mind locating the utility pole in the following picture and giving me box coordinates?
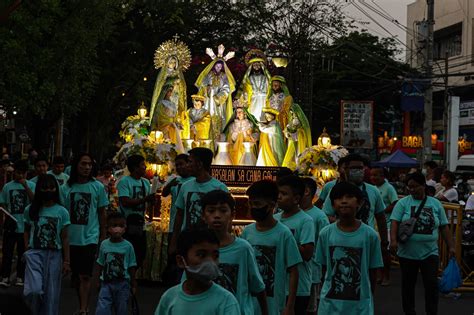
[422,0,434,163]
[443,51,449,164]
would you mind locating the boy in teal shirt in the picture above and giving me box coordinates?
[95,212,137,315]
[48,156,69,185]
[315,156,347,209]
[370,167,398,286]
[241,180,301,315]
[29,156,49,184]
[170,148,228,255]
[274,175,315,314]
[316,182,383,315]
[301,177,329,314]
[156,228,240,315]
[0,160,35,286]
[201,190,268,315]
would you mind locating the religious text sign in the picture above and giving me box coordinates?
[210,165,282,187]
[340,100,374,149]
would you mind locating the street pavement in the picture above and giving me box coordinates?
[0,267,472,314]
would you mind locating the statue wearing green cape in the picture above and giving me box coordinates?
[282,103,312,169]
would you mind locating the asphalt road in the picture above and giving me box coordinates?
[0,267,473,314]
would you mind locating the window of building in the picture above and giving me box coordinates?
[434,22,462,60]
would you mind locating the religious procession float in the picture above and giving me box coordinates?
[114,38,348,280]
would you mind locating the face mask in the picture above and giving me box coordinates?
[421,169,427,176]
[183,259,221,283]
[41,191,56,201]
[110,227,125,234]
[250,205,270,222]
[348,169,365,184]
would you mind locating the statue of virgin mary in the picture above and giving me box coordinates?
[149,37,191,148]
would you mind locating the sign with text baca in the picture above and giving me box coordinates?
[340,100,374,149]
[210,166,282,187]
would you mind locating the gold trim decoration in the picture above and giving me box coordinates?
[153,36,192,71]
[244,49,267,66]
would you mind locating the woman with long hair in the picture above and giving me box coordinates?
[23,174,71,314]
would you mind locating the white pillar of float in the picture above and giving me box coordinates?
[239,142,257,166]
[213,141,233,165]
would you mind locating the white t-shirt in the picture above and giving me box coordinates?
[435,187,458,203]
[426,179,436,188]
[466,194,474,210]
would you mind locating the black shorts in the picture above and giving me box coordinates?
[70,244,98,276]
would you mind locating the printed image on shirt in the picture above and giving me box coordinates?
[327,246,362,301]
[70,192,91,225]
[57,178,65,185]
[185,191,205,228]
[132,186,145,212]
[253,245,276,297]
[9,189,27,214]
[414,207,435,235]
[103,252,125,281]
[33,217,58,249]
[215,263,239,294]
[357,199,370,224]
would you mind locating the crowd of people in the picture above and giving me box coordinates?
[0,148,463,315]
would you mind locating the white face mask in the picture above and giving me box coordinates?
[348,169,365,185]
[183,259,221,283]
[421,169,428,176]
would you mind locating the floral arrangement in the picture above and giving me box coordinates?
[296,145,349,180]
[114,115,177,179]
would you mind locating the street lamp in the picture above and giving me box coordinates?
[318,127,331,149]
[138,102,148,119]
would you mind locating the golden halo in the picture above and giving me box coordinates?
[244,49,267,66]
[154,38,192,71]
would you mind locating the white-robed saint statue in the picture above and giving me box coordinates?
[256,107,286,167]
[237,49,272,121]
[195,44,236,141]
[149,37,191,152]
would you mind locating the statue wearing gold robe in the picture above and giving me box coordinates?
[226,107,257,164]
[188,95,211,141]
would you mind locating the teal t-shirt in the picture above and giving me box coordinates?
[241,222,302,315]
[214,237,265,315]
[47,170,69,186]
[390,196,448,260]
[0,180,36,233]
[274,210,315,296]
[375,180,398,229]
[60,179,109,246]
[155,282,241,315]
[323,182,386,228]
[166,176,194,232]
[30,176,39,184]
[175,178,228,230]
[316,223,383,315]
[305,206,330,284]
[117,176,151,219]
[64,165,71,176]
[96,239,137,281]
[318,179,337,202]
[24,204,70,249]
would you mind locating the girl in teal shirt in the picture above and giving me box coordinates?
[23,174,71,315]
